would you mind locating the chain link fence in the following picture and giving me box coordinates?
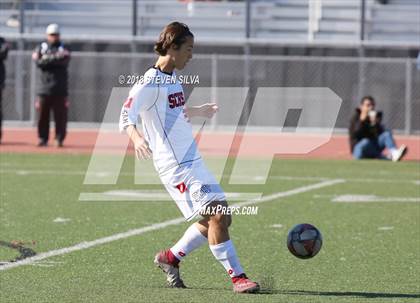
[2,51,419,133]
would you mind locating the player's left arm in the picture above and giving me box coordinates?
[184,103,218,119]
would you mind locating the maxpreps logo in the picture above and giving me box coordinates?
[85,87,343,189]
[191,184,211,203]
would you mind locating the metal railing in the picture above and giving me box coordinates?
[308,0,322,41]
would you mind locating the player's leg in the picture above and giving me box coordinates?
[37,95,51,146]
[154,214,226,267]
[154,221,208,288]
[194,213,231,238]
[203,201,259,293]
[169,221,208,263]
[205,202,230,243]
[155,161,258,292]
[154,169,210,288]
[166,214,231,262]
[52,96,67,147]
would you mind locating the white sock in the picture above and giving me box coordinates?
[170,223,207,261]
[209,239,244,278]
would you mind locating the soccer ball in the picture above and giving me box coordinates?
[287,223,323,259]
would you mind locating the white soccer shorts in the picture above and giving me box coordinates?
[159,160,226,221]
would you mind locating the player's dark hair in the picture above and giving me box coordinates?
[154,22,194,56]
[361,95,375,105]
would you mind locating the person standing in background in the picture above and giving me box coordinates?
[32,24,70,147]
[0,36,9,144]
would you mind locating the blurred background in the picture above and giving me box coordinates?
[0,0,419,133]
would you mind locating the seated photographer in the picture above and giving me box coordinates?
[349,96,407,161]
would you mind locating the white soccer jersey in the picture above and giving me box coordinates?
[119,67,201,174]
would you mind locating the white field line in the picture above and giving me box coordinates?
[231,179,344,207]
[332,194,420,203]
[0,168,418,184]
[79,190,262,202]
[0,179,343,272]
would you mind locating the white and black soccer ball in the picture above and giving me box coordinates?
[287,223,322,259]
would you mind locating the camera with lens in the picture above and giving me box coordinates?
[368,110,383,125]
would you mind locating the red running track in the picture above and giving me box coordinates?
[0,128,419,161]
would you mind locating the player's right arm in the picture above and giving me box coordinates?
[125,125,152,160]
[119,80,158,160]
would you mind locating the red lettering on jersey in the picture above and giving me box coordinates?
[176,182,188,194]
[177,92,185,106]
[123,97,133,108]
[168,94,176,109]
[168,92,185,109]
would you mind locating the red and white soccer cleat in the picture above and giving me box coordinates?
[153,250,186,288]
[232,273,260,293]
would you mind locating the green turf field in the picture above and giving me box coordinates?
[0,153,419,303]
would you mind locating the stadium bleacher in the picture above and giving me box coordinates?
[0,0,419,43]
[370,0,420,41]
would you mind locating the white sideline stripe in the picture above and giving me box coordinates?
[2,167,419,184]
[78,191,262,202]
[0,179,343,272]
[332,194,420,203]
[0,217,185,272]
[232,179,344,208]
[0,163,420,185]
[1,168,417,184]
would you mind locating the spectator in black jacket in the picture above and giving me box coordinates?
[0,37,9,144]
[349,96,407,161]
[32,24,70,147]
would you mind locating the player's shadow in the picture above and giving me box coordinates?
[260,289,420,299]
[149,285,419,298]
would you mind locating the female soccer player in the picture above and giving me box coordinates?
[119,22,259,293]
